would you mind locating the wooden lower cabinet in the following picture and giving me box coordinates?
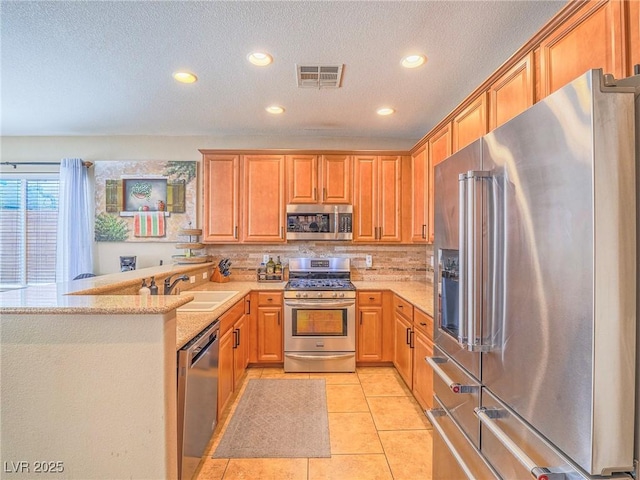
[257,306,283,362]
[413,308,434,410]
[217,296,250,417]
[217,327,235,417]
[394,311,414,388]
[358,304,383,361]
[357,291,394,362]
[253,291,283,364]
[233,313,249,389]
[412,330,434,411]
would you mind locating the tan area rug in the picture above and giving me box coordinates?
[213,378,330,458]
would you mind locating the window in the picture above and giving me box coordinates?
[0,175,59,288]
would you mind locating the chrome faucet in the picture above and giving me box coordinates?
[164,274,189,295]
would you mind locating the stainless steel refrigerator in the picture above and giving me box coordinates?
[427,69,638,479]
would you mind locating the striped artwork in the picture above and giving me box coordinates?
[133,212,166,237]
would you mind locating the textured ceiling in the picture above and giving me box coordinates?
[1,1,567,146]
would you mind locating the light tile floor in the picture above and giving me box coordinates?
[195,366,433,480]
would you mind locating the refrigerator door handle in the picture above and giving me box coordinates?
[458,172,468,345]
[466,170,493,353]
[475,407,567,480]
[426,409,477,479]
[427,356,478,394]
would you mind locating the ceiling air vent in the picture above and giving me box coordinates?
[296,64,344,88]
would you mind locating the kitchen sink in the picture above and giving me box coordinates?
[177,290,239,312]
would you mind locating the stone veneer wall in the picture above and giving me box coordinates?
[204,243,434,283]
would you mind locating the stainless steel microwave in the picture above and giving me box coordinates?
[286,204,353,240]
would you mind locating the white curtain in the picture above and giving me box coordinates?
[56,158,93,281]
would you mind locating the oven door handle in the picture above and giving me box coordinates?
[284,300,355,308]
[285,353,355,361]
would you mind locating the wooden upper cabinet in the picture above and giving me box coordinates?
[353,155,377,241]
[489,52,534,130]
[539,0,626,98]
[428,123,452,243]
[287,154,351,204]
[242,155,286,242]
[629,0,640,76]
[378,156,402,242]
[287,155,318,204]
[453,93,487,153]
[321,155,351,204]
[202,154,240,243]
[411,146,428,243]
[353,155,402,243]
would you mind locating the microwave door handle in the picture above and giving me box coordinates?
[334,205,339,239]
[458,173,468,346]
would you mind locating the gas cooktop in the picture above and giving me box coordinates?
[285,278,356,291]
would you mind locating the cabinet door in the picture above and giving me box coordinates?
[539,0,626,98]
[242,155,286,242]
[378,156,402,242]
[321,155,351,204]
[233,314,249,389]
[428,123,452,243]
[353,155,377,241]
[257,307,283,362]
[412,330,433,411]
[453,93,487,153]
[287,155,318,204]
[394,314,413,388]
[411,147,428,243]
[489,53,534,130]
[218,328,235,417]
[203,154,240,243]
[357,307,383,361]
[631,0,640,76]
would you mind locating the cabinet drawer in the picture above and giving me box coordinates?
[358,291,383,306]
[414,308,434,340]
[219,299,245,335]
[394,295,414,320]
[257,292,282,306]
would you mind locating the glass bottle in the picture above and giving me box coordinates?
[275,256,282,277]
[266,257,275,278]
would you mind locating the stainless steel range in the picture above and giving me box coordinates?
[284,258,356,372]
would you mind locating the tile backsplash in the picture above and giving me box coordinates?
[204,242,434,283]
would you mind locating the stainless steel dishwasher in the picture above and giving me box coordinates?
[177,320,219,480]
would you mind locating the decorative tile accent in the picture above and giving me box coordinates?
[204,243,434,282]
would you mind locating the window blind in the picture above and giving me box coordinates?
[0,176,59,288]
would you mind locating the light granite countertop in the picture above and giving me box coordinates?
[176,280,434,350]
[0,267,433,350]
[174,281,285,349]
[0,264,213,315]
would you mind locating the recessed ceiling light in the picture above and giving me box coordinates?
[248,52,273,66]
[401,54,427,69]
[376,107,395,116]
[172,71,198,84]
[266,105,284,114]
